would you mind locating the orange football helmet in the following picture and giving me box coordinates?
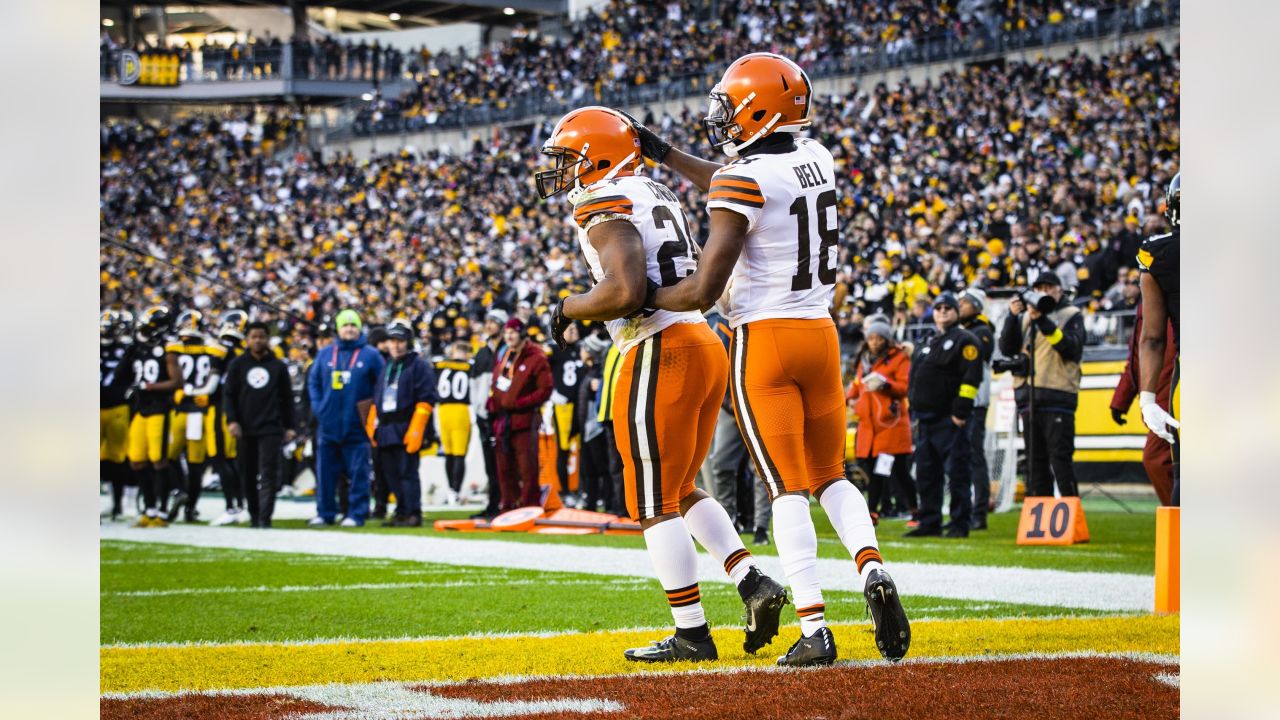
[536,106,641,199]
[704,53,812,157]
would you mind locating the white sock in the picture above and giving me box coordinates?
[683,497,756,585]
[772,494,825,637]
[819,480,885,586]
[643,516,707,630]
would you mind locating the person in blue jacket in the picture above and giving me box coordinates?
[370,319,438,527]
[307,309,385,526]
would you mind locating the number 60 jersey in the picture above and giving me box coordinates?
[572,175,706,357]
[707,137,839,329]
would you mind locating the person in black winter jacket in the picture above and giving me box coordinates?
[369,319,438,526]
[224,322,296,528]
[906,293,983,538]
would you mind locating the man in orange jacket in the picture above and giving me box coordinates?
[847,316,916,523]
[1110,301,1176,505]
[487,318,554,510]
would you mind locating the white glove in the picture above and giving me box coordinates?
[1139,391,1179,444]
[863,372,887,391]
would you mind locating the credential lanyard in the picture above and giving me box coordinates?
[332,344,360,372]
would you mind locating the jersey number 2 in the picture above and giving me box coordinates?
[653,205,698,287]
[789,189,838,291]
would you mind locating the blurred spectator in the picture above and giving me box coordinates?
[469,310,508,519]
[846,315,916,524]
[957,288,995,529]
[575,334,615,513]
[371,320,439,527]
[306,309,385,526]
[906,293,982,538]
[224,321,296,528]
[366,324,393,520]
[998,273,1085,497]
[487,318,553,510]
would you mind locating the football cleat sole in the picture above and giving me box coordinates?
[742,575,788,654]
[865,568,911,661]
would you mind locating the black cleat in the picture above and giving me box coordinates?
[166,491,189,522]
[623,634,718,663]
[864,568,911,661]
[742,571,788,654]
[776,626,837,667]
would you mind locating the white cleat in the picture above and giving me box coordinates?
[210,510,238,527]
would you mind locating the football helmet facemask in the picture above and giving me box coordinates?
[218,309,249,342]
[536,106,641,200]
[704,52,812,158]
[137,306,172,344]
[175,309,204,341]
[100,310,130,345]
[1165,172,1180,227]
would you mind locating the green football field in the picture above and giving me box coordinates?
[101,500,1177,718]
[102,501,1158,647]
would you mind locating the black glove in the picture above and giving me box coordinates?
[551,298,572,350]
[1110,407,1127,426]
[617,109,672,164]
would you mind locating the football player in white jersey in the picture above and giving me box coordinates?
[636,53,911,665]
[537,106,788,663]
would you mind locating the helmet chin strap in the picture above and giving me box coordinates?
[568,147,635,202]
[600,151,636,182]
[725,112,783,157]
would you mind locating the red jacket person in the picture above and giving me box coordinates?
[487,318,553,510]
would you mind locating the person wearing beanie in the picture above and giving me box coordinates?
[370,319,438,527]
[306,308,385,527]
[906,292,983,538]
[468,309,509,520]
[486,317,553,510]
[847,316,916,525]
[957,288,996,530]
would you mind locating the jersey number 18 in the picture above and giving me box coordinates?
[789,189,839,291]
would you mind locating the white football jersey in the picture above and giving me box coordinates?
[573,174,706,357]
[706,137,839,328]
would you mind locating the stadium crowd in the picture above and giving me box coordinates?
[353,0,1175,132]
[100,36,1178,528]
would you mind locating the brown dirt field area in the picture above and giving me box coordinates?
[102,656,1178,719]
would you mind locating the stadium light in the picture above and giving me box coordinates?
[102,18,114,27]
[389,13,400,21]
[503,7,515,15]
[361,92,374,101]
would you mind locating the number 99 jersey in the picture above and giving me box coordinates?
[573,175,706,357]
[707,137,839,329]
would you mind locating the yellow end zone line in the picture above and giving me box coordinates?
[101,614,1179,694]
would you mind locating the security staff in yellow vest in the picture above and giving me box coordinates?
[998,271,1086,498]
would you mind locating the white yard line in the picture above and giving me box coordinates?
[104,578,650,598]
[100,524,1154,612]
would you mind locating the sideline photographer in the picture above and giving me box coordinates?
[997,273,1086,497]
